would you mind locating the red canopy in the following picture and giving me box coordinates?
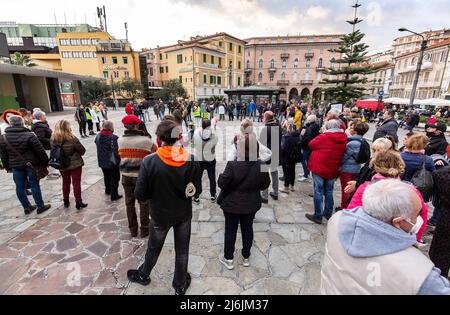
[355,100,384,112]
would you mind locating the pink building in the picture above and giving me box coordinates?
[244,35,343,101]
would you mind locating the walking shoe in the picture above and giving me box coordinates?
[127,269,151,286]
[305,213,322,225]
[111,195,123,202]
[37,204,51,215]
[261,198,269,204]
[26,189,32,196]
[269,192,278,200]
[242,257,250,267]
[279,176,285,181]
[211,195,217,203]
[415,240,427,249]
[174,273,191,296]
[24,205,37,215]
[219,256,234,270]
[290,185,295,192]
[141,230,149,238]
[130,230,138,238]
[63,199,70,208]
[279,187,290,194]
[76,202,88,210]
[193,198,200,205]
[297,176,309,182]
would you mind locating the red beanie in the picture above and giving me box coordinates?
[122,115,142,126]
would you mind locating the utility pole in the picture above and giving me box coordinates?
[125,22,128,42]
[97,7,104,31]
[103,6,108,32]
[111,74,116,100]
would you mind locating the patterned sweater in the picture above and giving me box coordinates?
[118,130,153,177]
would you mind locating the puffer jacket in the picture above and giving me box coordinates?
[341,135,364,174]
[95,131,120,169]
[426,133,448,156]
[373,118,399,143]
[218,161,270,215]
[51,137,86,171]
[0,126,49,170]
[31,121,52,150]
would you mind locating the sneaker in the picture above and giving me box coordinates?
[174,273,191,296]
[305,213,322,225]
[242,257,250,267]
[26,189,32,196]
[37,204,51,215]
[261,198,269,204]
[211,195,217,202]
[415,241,427,249]
[24,205,37,215]
[297,176,309,182]
[280,187,290,194]
[269,192,278,200]
[219,256,234,270]
[193,198,200,205]
[127,269,151,286]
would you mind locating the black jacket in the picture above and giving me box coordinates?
[0,127,49,170]
[218,161,270,215]
[426,133,448,156]
[135,153,201,225]
[281,131,300,166]
[373,118,399,143]
[301,122,320,150]
[31,121,52,150]
[95,132,120,169]
[259,119,281,166]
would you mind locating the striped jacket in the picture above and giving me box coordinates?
[118,129,153,177]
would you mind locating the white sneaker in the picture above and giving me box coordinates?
[219,256,234,270]
[242,258,250,267]
[279,188,290,194]
[297,176,309,182]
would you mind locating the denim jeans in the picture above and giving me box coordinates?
[312,173,335,222]
[13,168,44,210]
[261,170,279,199]
[224,212,255,260]
[139,219,191,290]
[301,148,311,178]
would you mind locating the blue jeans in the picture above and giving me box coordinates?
[312,173,335,222]
[301,148,311,178]
[430,197,440,225]
[12,168,44,210]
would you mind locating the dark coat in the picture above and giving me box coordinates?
[31,121,52,150]
[74,108,87,122]
[429,166,450,277]
[0,126,49,170]
[281,131,300,166]
[259,119,281,166]
[218,161,270,215]
[373,118,399,143]
[300,122,320,150]
[425,133,448,156]
[95,132,120,169]
[51,137,86,171]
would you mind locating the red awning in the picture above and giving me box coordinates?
[355,100,384,111]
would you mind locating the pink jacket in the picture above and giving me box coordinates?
[347,174,428,242]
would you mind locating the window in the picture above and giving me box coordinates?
[114,71,120,78]
[258,72,263,81]
[211,56,215,64]
[210,75,216,85]
[81,39,90,45]
[177,54,183,64]
[238,45,242,54]
[150,67,154,76]
[203,54,207,63]
[219,57,222,67]
[270,59,275,69]
[294,58,299,68]
[217,76,222,85]
[125,71,130,79]
[435,70,441,82]
[440,51,446,63]
[203,74,207,84]
[259,59,263,69]
[103,71,109,79]
[179,76,183,83]
[160,67,164,73]
[91,38,99,45]
[59,39,69,46]
[123,56,128,64]
[82,51,90,58]
[282,60,287,68]
[246,60,250,69]
[159,53,162,60]
[165,66,168,73]
[306,58,311,68]
[424,72,430,82]
[112,56,118,64]
[238,61,241,69]
[229,43,233,52]
[229,61,233,69]
[318,58,323,68]
[269,72,274,81]
[219,41,223,47]
[293,72,298,82]
[260,50,263,56]
[238,77,241,86]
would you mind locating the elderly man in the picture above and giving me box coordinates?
[31,111,52,150]
[373,109,399,143]
[321,180,450,295]
[305,120,347,224]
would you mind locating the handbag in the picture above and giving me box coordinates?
[109,136,120,168]
[2,134,48,180]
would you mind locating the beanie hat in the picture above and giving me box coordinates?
[122,115,142,126]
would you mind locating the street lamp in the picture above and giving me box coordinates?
[398,28,428,108]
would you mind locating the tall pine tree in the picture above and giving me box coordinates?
[320,0,380,105]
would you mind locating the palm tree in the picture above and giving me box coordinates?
[10,52,37,67]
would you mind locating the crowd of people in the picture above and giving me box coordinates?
[0,98,449,295]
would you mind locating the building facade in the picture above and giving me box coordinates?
[141,32,246,100]
[364,50,394,98]
[393,29,450,58]
[390,39,450,101]
[244,34,343,101]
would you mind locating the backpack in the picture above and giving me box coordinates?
[49,142,71,170]
[349,138,371,164]
[410,156,434,202]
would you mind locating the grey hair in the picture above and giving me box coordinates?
[9,115,24,127]
[372,138,393,153]
[362,180,416,222]
[305,115,317,124]
[324,119,340,130]
[34,111,46,121]
[102,120,114,132]
[32,108,42,113]
[328,109,340,119]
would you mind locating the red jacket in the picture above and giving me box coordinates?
[308,131,347,179]
[125,103,134,115]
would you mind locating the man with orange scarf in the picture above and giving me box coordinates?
[128,120,201,295]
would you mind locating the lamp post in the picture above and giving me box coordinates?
[398,28,428,108]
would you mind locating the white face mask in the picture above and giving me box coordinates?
[405,216,424,235]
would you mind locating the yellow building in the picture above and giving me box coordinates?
[142,32,246,100]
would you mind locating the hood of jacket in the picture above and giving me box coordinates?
[323,129,348,145]
[338,207,417,258]
[156,146,189,167]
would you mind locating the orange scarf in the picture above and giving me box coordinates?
[156,146,189,167]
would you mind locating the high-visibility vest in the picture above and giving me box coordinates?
[85,109,92,120]
[193,106,201,117]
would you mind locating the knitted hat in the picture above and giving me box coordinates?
[122,115,142,126]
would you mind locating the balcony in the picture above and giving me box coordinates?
[244,68,252,73]
[280,53,290,59]
[305,52,314,58]
[269,67,277,72]
[277,80,290,86]
[316,66,325,71]
[301,80,314,85]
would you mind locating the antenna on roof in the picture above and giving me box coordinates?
[54,13,58,26]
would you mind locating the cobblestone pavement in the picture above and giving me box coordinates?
[0,110,435,295]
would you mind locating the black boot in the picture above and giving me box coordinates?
[76,202,88,210]
[64,199,70,208]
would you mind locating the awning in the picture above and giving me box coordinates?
[355,99,384,111]
[0,63,101,81]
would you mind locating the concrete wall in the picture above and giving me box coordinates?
[27,76,50,112]
[0,73,19,111]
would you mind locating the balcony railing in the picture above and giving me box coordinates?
[301,80,314,85]
[277,80,290,86]
[316,66,325,71]
[305,52,314,58]
[269,67,277,72]
[244,68,252,73]
[280,53,290,59]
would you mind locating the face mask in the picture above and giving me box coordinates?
[405,216,424,235]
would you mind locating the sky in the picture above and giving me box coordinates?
[1,0,449,54]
